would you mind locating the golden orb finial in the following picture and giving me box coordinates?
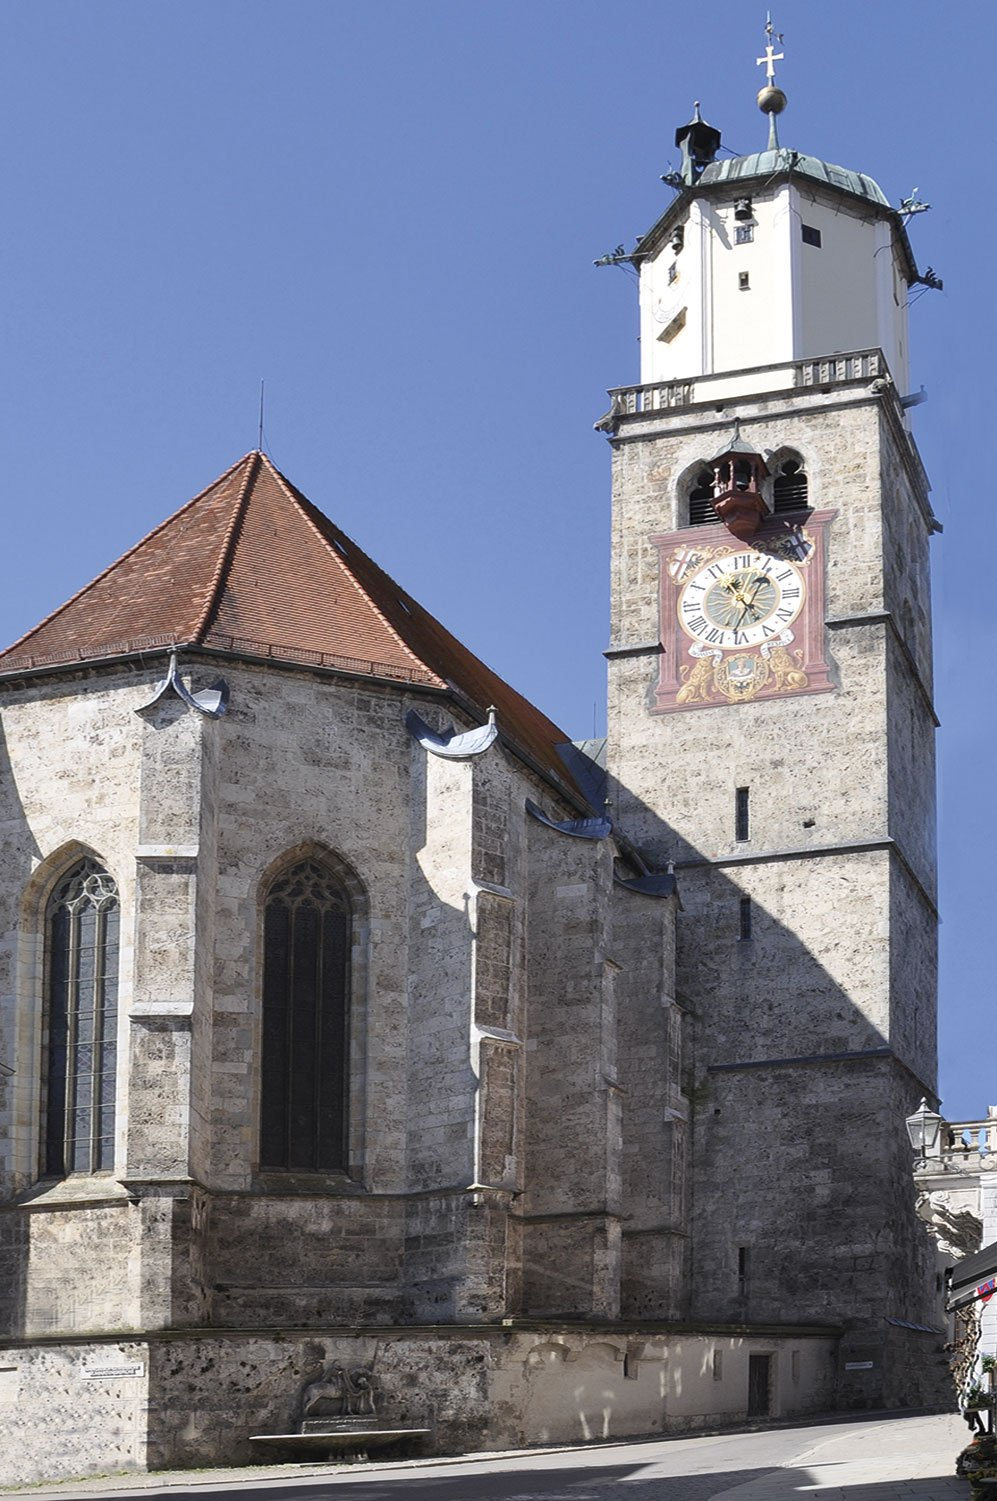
[757,84,787,115]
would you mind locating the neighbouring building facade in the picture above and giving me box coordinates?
[913,1107,997,1345]
[0,64,948,1486]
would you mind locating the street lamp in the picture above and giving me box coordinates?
[905,1097,943,1162]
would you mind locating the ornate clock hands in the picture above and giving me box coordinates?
[732,572,767,629]
[677,550,807,655]
[737,575,766,623]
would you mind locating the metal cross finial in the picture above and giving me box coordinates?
[756,12,784,85]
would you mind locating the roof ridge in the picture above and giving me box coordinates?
[258,454,442,685]
[0,451,258,661]
[191,450,261,642]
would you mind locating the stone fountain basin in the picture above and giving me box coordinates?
[250,1420,431,1458]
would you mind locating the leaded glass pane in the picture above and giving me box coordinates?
[260,859,351,1172]
[44,859,119,1176]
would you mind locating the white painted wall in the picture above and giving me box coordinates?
[708,185,795,376]
[639,179,909,389]
[981,1172,997,1355]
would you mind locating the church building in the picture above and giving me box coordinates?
[0,52,947,1486]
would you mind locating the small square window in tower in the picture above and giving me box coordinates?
[734,224,754,245]
[738,271,750,290]
[801,223,822,247]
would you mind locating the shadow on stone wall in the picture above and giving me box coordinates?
[589,753,944,1410]
[0,714,40,1338]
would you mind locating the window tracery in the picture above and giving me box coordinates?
[44,858,119,1176]
[259,857,352,1173]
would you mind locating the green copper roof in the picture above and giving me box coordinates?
[699,149,890,208]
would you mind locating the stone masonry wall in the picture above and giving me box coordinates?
[612,880,688,1318]
[0,670,145,1202]
[605,380,938,1373]
[689,1057,927,1327]
[522,820,622,1317]
[3,652,649,1344]
[0,1338,148,1487]
[0,1322,839,1485]
[208,1192,405,1326]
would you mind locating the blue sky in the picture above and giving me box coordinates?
[0,1,990,1118]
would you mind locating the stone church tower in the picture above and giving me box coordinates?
[601,67,941,1398]
[0,53,945,1490]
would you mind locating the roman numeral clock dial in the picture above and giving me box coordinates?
[651,515,835,712]
[678,551,803,650]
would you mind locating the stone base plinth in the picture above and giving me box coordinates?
[0,1319,841,1488]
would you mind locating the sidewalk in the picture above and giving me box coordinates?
[729,1412,969,1499]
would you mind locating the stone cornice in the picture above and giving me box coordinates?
[676,835,938,918]
[826,610,939,726]
[0,1315,843,1347]
[707,1044,936,1103]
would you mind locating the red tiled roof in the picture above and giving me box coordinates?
[0,453,583,800]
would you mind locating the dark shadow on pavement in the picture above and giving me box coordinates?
[107,1458,966,1501]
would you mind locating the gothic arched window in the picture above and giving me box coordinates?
[44,859,119,1176]
[773,458,809,513]
[260,858,351,1172]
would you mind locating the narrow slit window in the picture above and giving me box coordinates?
[735,787,750,842]
[738,271,750,290]
[713,1349,724,1381]
[739,896,753,942]
[738,1245,750,1296]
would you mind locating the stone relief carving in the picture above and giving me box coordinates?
[915,1190,982,1258]
[300,1358,378,1422]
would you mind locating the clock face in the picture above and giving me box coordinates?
[652,513,836,714]
[677,549,805,650]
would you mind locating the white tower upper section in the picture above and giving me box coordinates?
[634,103,919,396]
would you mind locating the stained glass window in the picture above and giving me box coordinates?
[259,859,351,1172]
[44,859,119,1176]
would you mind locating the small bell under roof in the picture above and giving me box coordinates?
[674,102,721,185]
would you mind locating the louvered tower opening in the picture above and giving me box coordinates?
[688,470,719,526]
[773,459,809,513]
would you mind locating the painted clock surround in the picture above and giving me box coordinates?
[651,509,835,713]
